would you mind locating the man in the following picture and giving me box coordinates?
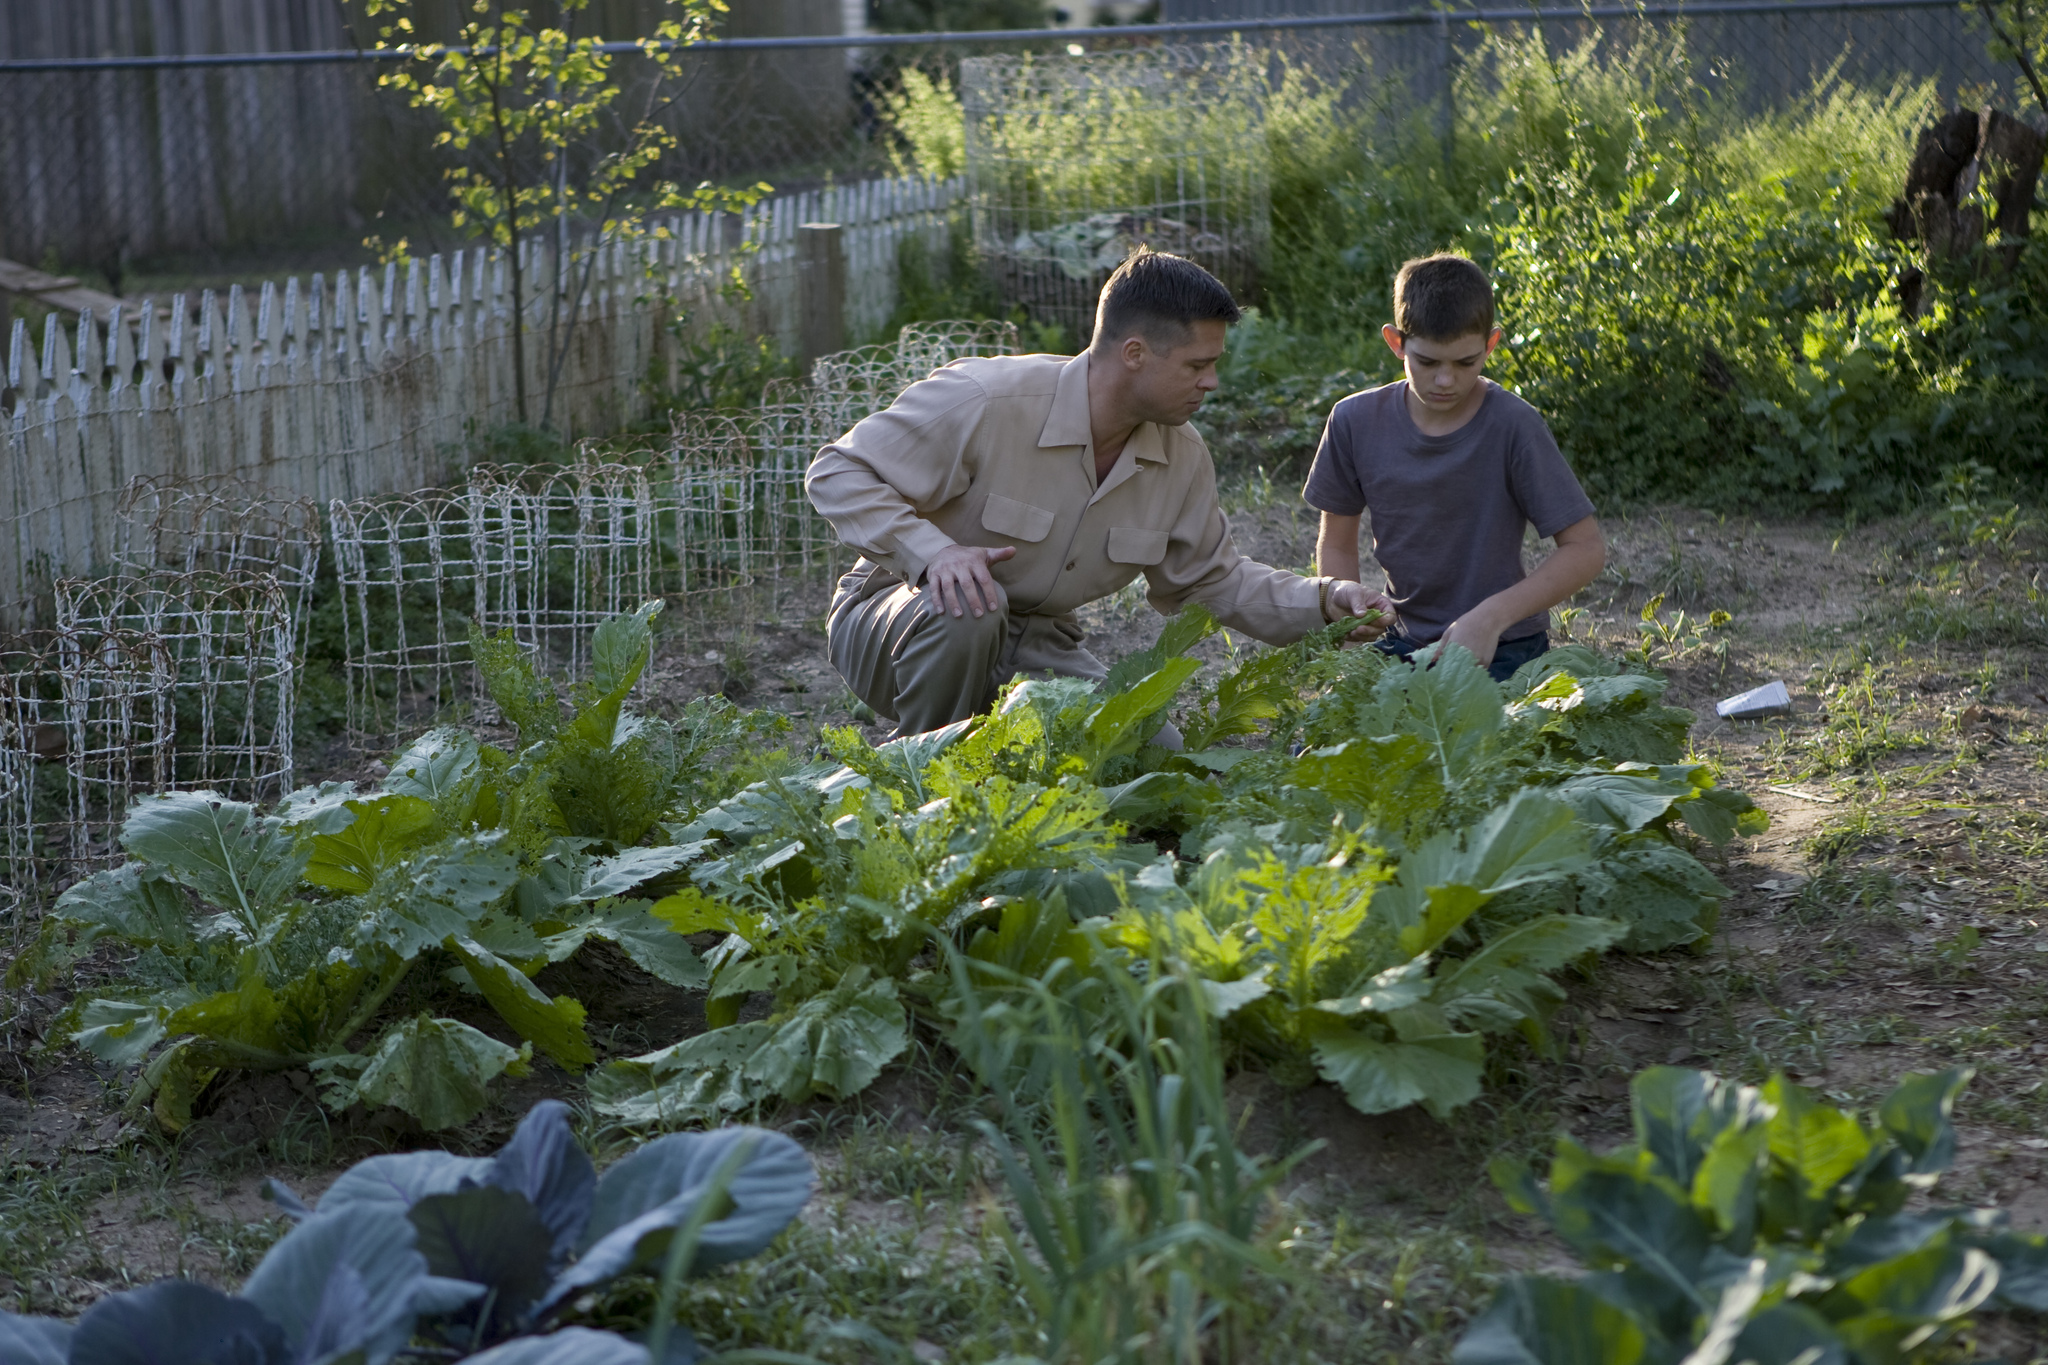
[805,249,1392,739]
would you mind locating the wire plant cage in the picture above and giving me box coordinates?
[55,571,297,803]
[962,45,1271,343]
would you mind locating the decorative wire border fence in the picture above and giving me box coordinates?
[0,317,1019,943]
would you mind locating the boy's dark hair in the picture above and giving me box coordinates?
[1392,254,1495,341]
[1093,248,1242,351]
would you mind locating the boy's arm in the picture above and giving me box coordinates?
[1440,515,1606,665]
[1315,512,1363,582]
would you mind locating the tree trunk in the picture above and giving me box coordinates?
[1888,107,2046,315]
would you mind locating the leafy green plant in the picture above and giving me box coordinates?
[1461,1065,2048,1363]
[32,605,710,1130]
[1114,792,1608,1118]
[946,934,1307,1365]
[0,1100,814,1364]
[1626,593,1735,668]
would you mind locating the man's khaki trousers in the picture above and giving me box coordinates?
[827,562,1105,738]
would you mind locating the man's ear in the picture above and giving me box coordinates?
[1120,334,1148,372]
[1381,324,1405,358]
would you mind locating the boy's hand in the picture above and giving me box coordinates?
[1440,611,1506,665]
[1327,583,1396,642]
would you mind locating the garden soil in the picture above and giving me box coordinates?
[5,500,2046,1353]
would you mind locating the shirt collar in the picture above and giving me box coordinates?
[1037,351,1170,462]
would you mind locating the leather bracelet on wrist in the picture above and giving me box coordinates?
[1319,578,1335,623]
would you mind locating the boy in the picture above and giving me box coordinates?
[1303,253,1605,683]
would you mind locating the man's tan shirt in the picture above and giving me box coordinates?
[805,352,1331,645]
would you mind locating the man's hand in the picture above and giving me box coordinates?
[1327,582,1396,643]
[921,544,1016,618]
[1439,610,1507,666]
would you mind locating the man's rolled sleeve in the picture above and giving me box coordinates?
[1145,451,1327,645]
[805,367,987,585]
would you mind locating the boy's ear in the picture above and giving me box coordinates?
[1381,323,1405,357]
[1486,327,1504,356]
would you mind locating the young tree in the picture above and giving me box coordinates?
[363,0,765,427]
[1971,0,2048,118]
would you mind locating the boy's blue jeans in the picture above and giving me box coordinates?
[1374,630,1550,684]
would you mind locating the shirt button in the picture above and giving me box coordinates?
[1066,560,1077,571]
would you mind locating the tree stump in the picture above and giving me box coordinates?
[1886,107,2045,315]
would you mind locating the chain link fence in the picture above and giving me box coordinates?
[0,4,2024,281]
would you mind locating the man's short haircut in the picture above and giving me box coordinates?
[1092,248,1242,351]
[1392,254,1496,342]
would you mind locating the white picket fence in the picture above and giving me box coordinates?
[0,173,966,627]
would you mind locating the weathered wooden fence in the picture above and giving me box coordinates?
[0,173,966,627]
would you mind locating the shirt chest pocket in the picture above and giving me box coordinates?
[981,493,1055,543]
[1106,526,1169,566]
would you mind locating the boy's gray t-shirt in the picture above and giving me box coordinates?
[1303,380,1594,644]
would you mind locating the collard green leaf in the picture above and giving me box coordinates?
[51,865,195,956]
[318,1015,531,1131]
[69,1279,289,1365]
[447,938,595,1071]
[1576,843,1727,953]
[1183,647,1295,749]
[587,1023,773,1127]
[1315,955,1432,1017]
[541,904,708,990]
[1433,916,1625,1031]
[1726,1303,1848,1365]
[1629,1067,1768,1191]
[1977,1230,2048,1310]
[1384,791,1588,957]
[1370,645,1506,788]
[1825,1240,1998,1324]
[1764,1077,1872,1199]
[1083,656,1201,771]
[72,998,167,1066]
[1551,769,1696,833]
[368,837,522,959]
[1451,1276,1659,1365]
[383,727,484,804]
[571,846,703,903]
[275,781,364,834]
[744,968,907,1103]
[0,1313,72,1365]
[1307,1018,1485,1118]
[303,795,437,894]
[239,1203,425,1365]
[483,1100,596,1270]
[1876,1068,1969,1176]
[1548,1167,1711,1310]
[1101,603,1217,695]
[1691,1121,1769,1247]
[120,792,308,944]
[590,600,663,700]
